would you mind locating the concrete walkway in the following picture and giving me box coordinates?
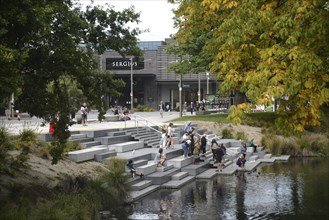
[1,111,182,135]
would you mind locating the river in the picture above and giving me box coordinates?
[126,158,329,220]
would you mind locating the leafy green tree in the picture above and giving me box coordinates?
[170,0,329,133]
[0,0,142,163]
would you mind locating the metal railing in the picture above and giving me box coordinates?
[124,114,162,134]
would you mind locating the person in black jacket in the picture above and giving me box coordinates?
[200,135,207,154]
[126,160,144,179]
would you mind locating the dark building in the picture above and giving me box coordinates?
[101,39,233,111]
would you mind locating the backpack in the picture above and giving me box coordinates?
[236,158,242,167]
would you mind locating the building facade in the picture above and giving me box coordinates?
[102,39,232,111]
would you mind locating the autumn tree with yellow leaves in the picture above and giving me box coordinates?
[169,0,329,133]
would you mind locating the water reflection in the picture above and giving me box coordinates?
[127,158,329,220]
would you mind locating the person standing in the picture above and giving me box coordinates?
[80,102,88,126]
[189,128,195,156]
[166,122,174,149]
[160,127,168,149]
[215,143,226,171]
[181,132,191,157]
[190,101,194,115]
[200,134,207,155]
[183,102,187,115]
[159,101,165,118]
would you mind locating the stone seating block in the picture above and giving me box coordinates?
[94,149,117,162]
[248,155,259,162]
[172,172,189,180]
[111,141,144,153]
[264,154,272,159]
[156,164,174,172]
[97,135,133,145]
[104,115,119,122]
[167,157,193,168]
[247,147,254,153]
[38,133,54,142]
[131,180,153,191]
[69,133,87,140]
[136,163,157,175]
[68,146,108,162]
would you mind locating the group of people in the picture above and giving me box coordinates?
[113,105,130,121]
[181,121,207,161]
[126,120,259,178]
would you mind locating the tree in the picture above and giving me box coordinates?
[0,0,143,163]
[170,0,329,133]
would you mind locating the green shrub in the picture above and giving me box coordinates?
[221,128,234,139]
[235,131,247,141]
[19,129,37,142]
[108,157,126,173]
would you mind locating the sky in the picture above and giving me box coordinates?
[80,0,178,41]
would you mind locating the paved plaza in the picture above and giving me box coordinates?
[0,111,182,135]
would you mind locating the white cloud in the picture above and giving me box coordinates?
[80,0,178,41]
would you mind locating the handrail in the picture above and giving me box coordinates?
[125,114,162,134]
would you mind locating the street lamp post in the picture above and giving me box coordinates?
[206,72,209,94]
[198,72,201,104]
[130,57,133,111]
[179,73,182,117]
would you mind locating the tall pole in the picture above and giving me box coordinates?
[206,72,209,94]
[198,72,201,103]
[179,73,182,117]
[130,57,133,110]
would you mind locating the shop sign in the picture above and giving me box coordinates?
[106,58,145,70]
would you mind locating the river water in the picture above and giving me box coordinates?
[126,158,328,220]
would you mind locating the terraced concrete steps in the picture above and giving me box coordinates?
[110,141,144,153]
[167,156,193,168]
[130,185,160,201]
[67,145,108,162]
[161,176,195,189]
[80,140,102,148]
[131,180,153,191]
[172,171,189,180]
[146,167,180,185]
[95,134,133,145]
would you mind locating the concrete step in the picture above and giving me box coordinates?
[80,140,102,148]
[80,129,119,138]
[67,145,108,162]
[156,164,174,172]
[95,134,133,145]
[136,162,157,175]
[69,133,87,140]
[264,154,272,159]
[172,171,189,180]
[104,115,119,122]
[131,180,153,191]
[167,156,193,168]
[181,161,209,176]
[110,141,144,153]
[145,168,180,185]
[107,131,126,137]
[129,185,160,201]
[161,176,195,189]
[133,132,158,137]
[94,149,117,162]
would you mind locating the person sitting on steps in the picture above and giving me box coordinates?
[154,148,167,167]
[126,160,144,179]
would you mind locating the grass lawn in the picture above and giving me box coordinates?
[173,112,277,124]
